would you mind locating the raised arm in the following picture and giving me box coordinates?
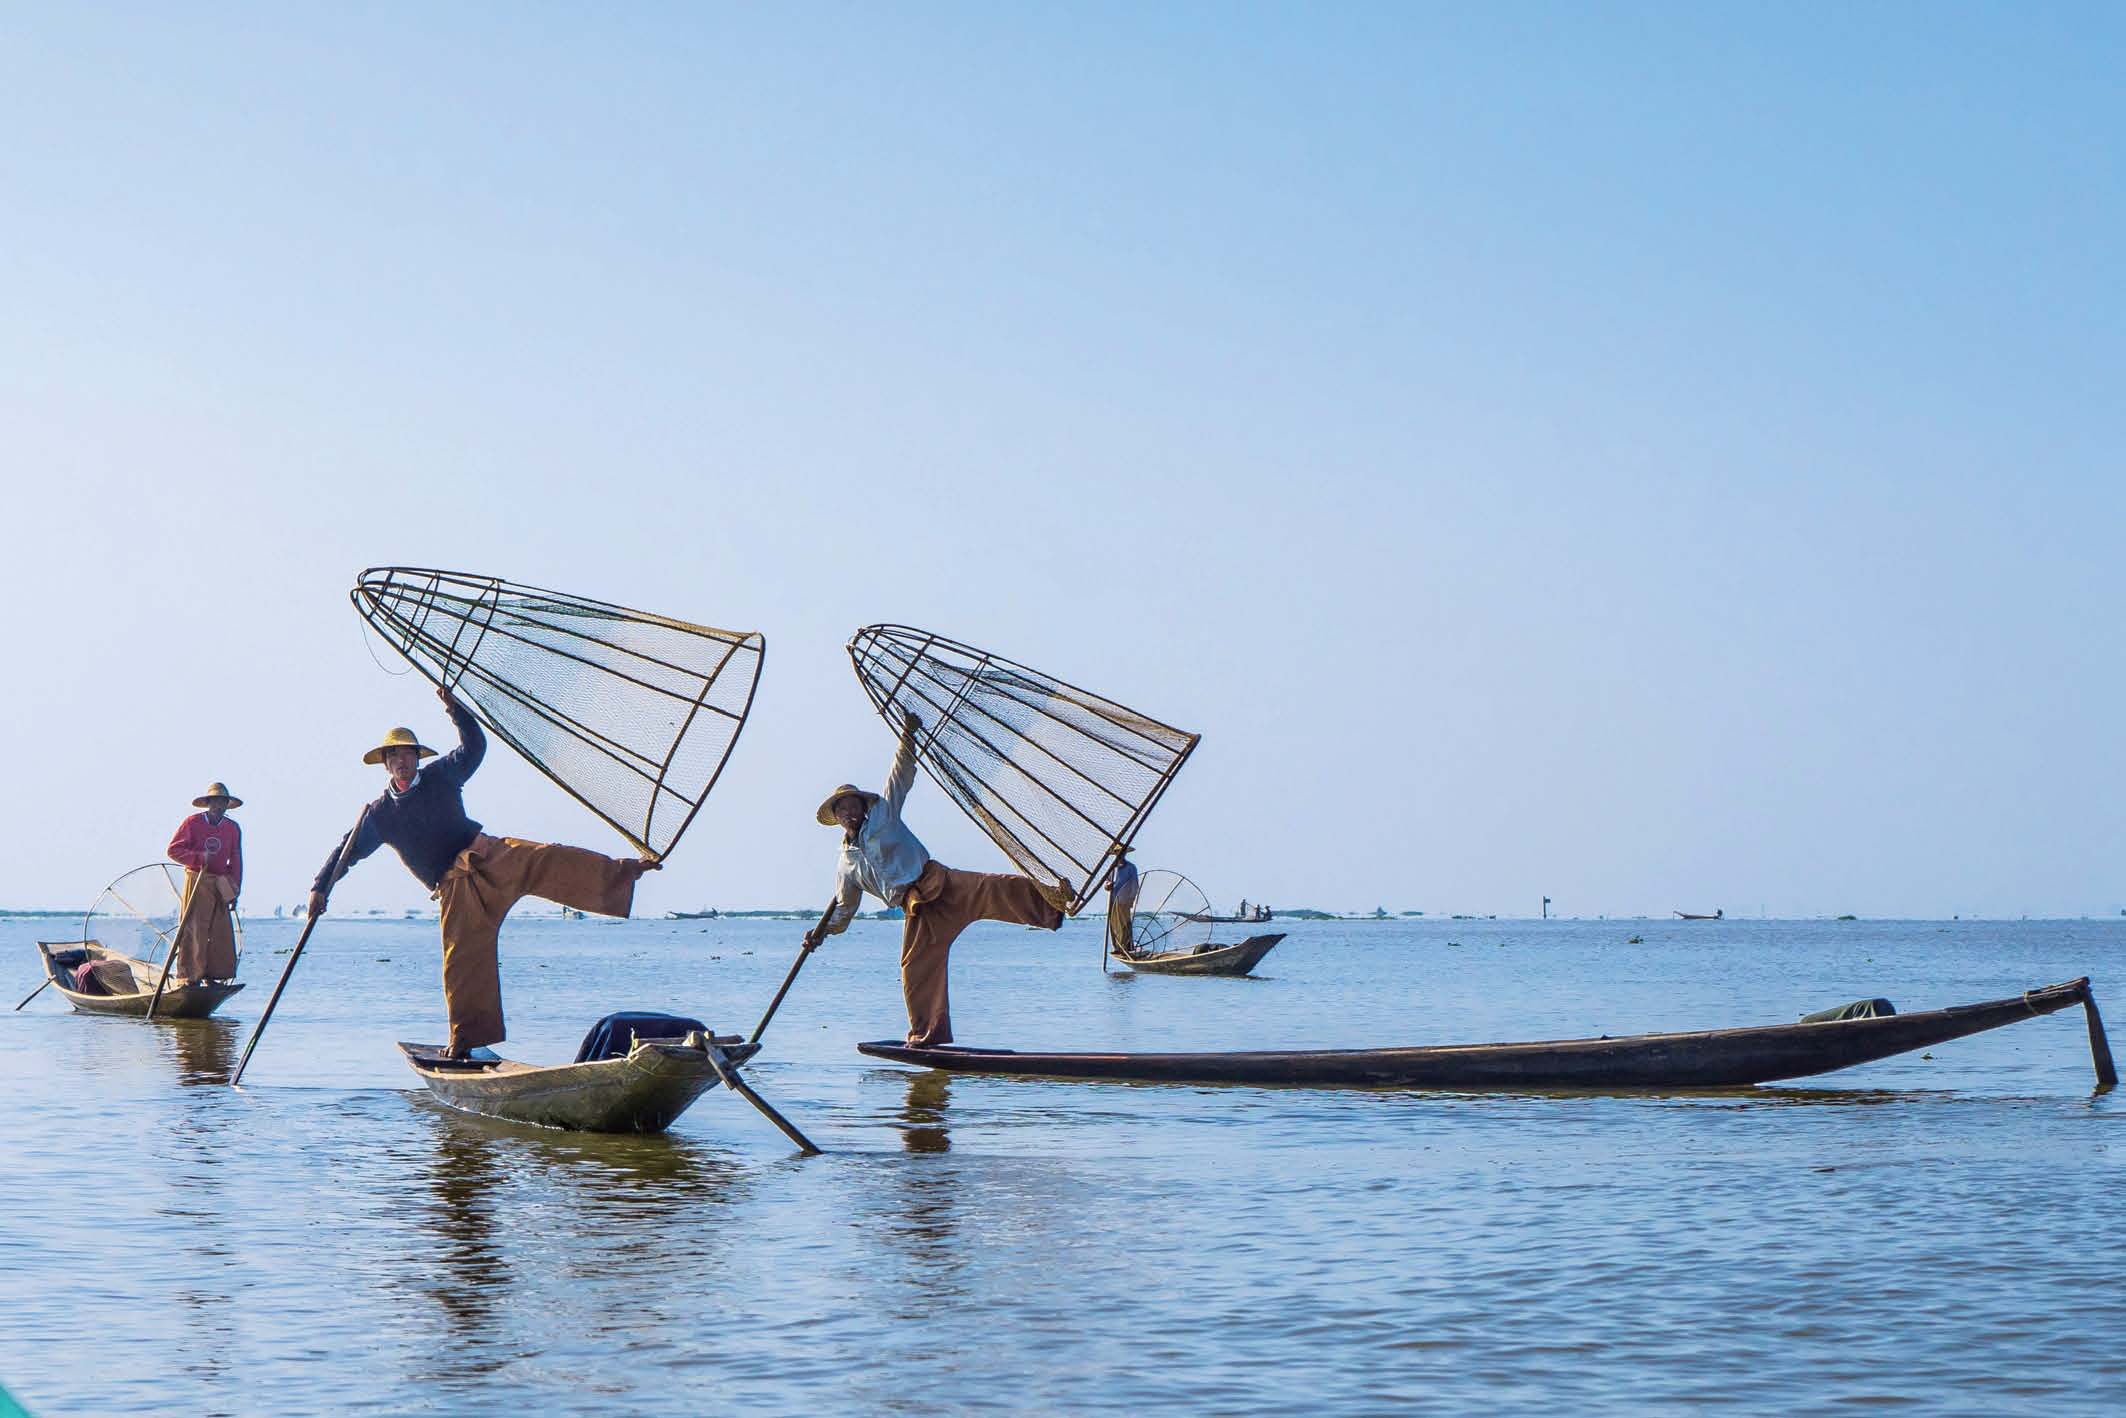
[435,687,486,780]
[881,709,919,814]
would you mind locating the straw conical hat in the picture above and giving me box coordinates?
[363,727,438,766]
[192,782,242,809]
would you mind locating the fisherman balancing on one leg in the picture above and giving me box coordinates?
[806,709,1071,1047]
[167,782,243,986]
[308,685,657,1059]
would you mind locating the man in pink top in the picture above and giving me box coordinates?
[167,782,243,984]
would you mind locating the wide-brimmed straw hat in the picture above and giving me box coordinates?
[363,727,439,766]
[815,783,880,826]
[192,782,242,809]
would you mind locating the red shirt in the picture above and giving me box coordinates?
[169,812,243,895]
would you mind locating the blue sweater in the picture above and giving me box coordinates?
[314,702,487,894]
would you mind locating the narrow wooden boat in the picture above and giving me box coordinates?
[34,941,244,1020]
[859,977,2116,1090]
[1114,932,1285,977]
[1675,909,1724,921]
[398,1032,762,1133]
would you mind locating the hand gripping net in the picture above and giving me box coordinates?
[848,625,1199,915]
[354,567,764,862]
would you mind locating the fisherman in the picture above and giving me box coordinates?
[1105,852,1142,959]
[805,709,1070,1046]
[308,685,658,1058]
[167,782,243,986]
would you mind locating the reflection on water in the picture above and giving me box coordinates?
[897,1070,953,1153]
[159,1017,240,1085]
[6,915,2125,1415]
[421,1112,513,1345]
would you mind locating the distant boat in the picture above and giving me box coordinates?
[560,907,585,920]
[666,909,720,920]
[1113,932,1285,977]
[1675,909,1724,921]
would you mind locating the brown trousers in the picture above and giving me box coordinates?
[900,859,1061,1046]
[171,870,238,981]
[434,834,638,1052]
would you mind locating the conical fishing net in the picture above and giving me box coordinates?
[83,863,189,969]
[1114,868,1214,959]
[353,567,764,862]
[848,625,1198,915]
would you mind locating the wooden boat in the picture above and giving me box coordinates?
[859,977,2116,1090]
[34,941,244,1020]
[1675,909,1724,921]
[1114,932,1285,977]
[1180,907,1274,925]
[666,909,720,920]
[398,1032,762,1133]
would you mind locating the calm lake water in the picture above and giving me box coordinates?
[3,914,2122,1414]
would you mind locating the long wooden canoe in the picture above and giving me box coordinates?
[859,977,2117,1090]
[398,1032,762,1133]
[34,941,244,1020]
[1114,932,1285,977]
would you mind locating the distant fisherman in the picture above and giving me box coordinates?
[806,709,1069,1046]
[309,685,657,1058]
[167,782,243,986]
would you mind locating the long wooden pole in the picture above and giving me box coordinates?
[14,975,55,1011]
[749,900,840,1045]
[144,860,207,1023]
[230,805,370,1087]
[703,1041,820,1155]
[2084,987,2118,1091]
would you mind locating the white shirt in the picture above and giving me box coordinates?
[822,727,930,935]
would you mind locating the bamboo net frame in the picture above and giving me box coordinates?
[352,567,764,863]
[847,625,1198,916]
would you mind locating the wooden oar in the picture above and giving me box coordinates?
[703,1038,820,1155]
[749,900,840,1045]
[144,860,208,1022]
[14,975,55,1011]
[231,805,370,1087]
[2083,985,2118,1091]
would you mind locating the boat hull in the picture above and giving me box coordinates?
[859,978,2100,1089]
[399,1036,758,1133]
[1116,933,1284,977]
[35,942,244,1019]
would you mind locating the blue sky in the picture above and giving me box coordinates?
[2,4,2118,918]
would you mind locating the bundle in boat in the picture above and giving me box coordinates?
[353,567,764,861]
[33,863,246,1019]
[848,625,1199,915]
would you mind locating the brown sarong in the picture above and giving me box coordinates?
[433,834,639,1053]
[900,859,1061,1047]
[171,870,238,981]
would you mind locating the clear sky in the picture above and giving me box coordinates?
[2,4,2118,919]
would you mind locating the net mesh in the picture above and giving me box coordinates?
[84,863,188,968]
[1115,868,1213,959]
[848,625,1198,915]
[353,567,764,861]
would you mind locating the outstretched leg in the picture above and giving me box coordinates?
[899,863,1064,1046]
[481,835,645,918]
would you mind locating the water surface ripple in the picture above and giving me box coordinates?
[3,916,2121,1413]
